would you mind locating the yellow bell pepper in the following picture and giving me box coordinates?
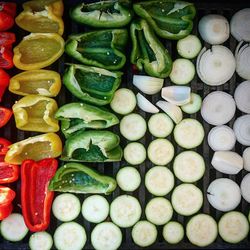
[13,33,64,70]
[4,133,62,165]
[9,70,61,97]
[13,95,59,133]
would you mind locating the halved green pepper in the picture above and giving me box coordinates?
[55,102,119,138]
[133,0,196,40]
[70,0,133,28]
[63,64,122,106]
[131,19,172,78]
[49,162,117,194]
[65,29,128,70]
[12,95,59,132]
[61,130,122,162]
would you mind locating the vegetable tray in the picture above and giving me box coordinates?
[0,0,250,249]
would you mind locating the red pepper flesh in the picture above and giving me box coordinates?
[0,162,19,183]
[21,158,58,232]
[0,32,15,46]
[0,69,9,101]
[0,202,12,220]
[0,2,16,31]
[0,185,15,206]
[0,106,12,128]
[0,2,16,17]
[0,46,13,69]
[0,137,11,156]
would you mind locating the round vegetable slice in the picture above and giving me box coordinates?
[123,142,146,165]
[243,147,250,171]
[235,42,250,80]
[174,118,204,149]
[186,214,218,247]
[171,184,203,216]
[81,195,109,223]
[163,221,184,244]
[233,114,250,146]
[218,211,249,243]
[181,93,202,114]
[234,81,250,113]
[240,173,250,203]
[173,151,205,183]
[201,91,236,125]
[120,113,147,141]
[147,139,174,165]
[207,178,241,212]
[145,197,173,225]
[145,166,174,196]
[116,167,141,192]
[91,222,122,250]
[29,232,53,250]
[110,195,141,228]
[132,221,157,247]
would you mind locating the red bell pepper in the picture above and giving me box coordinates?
[0,185,15,220]
[0,137,11,156]
[0,69,10,101]
[0,32,15,46]
[21,158,58,232]
[0,106,12,128]
[0,45,13,69]
[0,162,19,183]
[0,2,16,31]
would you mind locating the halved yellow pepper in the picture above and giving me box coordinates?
[9,70,61,97]
[13,95,59,133]
[4,133,62,165]
[13,33,64,70]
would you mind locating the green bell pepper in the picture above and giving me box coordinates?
[55,102,119,138]
[65,29,128,70]
[63,64,122,106]
[49,162,117,194]
[61,130,122,162]
[70,0,133,28]
[133,0,196,40]
[130,19,172,78]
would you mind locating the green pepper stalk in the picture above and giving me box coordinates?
[130,19,172,78]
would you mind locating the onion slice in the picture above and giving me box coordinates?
[235,42,250,80]
[136,93,159,114]
[133,75,164,95]
[201,91,236,126]
[234,81,250,113]
[156,100,183,124]
[197,45,235,86]
[243,147,250,171]
[240,173,250,203]
[161,86,191,106]
[230,8,250,42]
[233,115,250,146]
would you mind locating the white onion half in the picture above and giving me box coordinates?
[201,91,236,126]
[133,75,164,95]
[208,125,236,151]
[235,42,250,80]
[240,173,250,203]
[197,45,236,86]
[198,15,229,45]
[243,147,250,171]
[233,115,250,146]
[231,8,250,42]
[211,151,243,175]
[136,93,159,114]
[234,81,250,113]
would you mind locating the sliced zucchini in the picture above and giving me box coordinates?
[91,222,122,250]
[54,222,86,250]
[124,142,146,165]
[186,214,218,247]
[171,184,203,216]
[29,232,53,250]
[132,221,157,247]
[145,197,173,226]
[0,213,28,242]
[110,195,141,228]
[147,139,174,165]
[120,113,147,141]
[145,166,174,196]
[173,151,205,183]
[218,211,249,243]
[148,113,174,138]
[163,221,184,244]
[110,88,136,115]
[174,118,204,149]
[52,193,81,222]
[81,195,109,223]
[181,93,202,114]
[116,166,141,192]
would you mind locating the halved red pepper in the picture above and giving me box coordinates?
[0,45,13,68]
[0,162,19,183]
[21,158,58,232]
[0,137,11,156]
[0,106,12,128]
[0,69,10,101]
[0,32,15,46]
[0,185,15,220]
[0,2,16,31]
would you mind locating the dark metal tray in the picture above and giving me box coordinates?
[0,0,249,249]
